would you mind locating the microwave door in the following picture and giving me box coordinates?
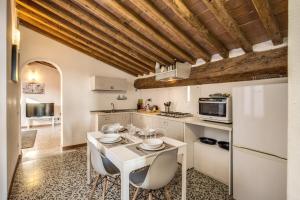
[199,102,226,117]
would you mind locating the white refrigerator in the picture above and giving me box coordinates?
[232,83,287,200]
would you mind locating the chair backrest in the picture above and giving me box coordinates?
[88,139,108,176]
[141,148,178,190]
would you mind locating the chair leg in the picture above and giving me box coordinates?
[132,188,140,200]
[148,191,153,200]
[102,176,108,200]
[164,186,171,200]
[89,175,100,200]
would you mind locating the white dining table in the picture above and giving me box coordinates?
[87,131,187,200]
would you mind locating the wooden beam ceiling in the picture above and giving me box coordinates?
[17,10,146,75]
[69,0,175,64]
[134,47,287,89]
[202,0,253,52]
[156,0,228,58]
[16,0,288,77]
[123,0,210,61]
[251,0,283,45]
[17,1,151,74]
[19,18,140,76]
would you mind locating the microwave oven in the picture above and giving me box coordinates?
[199,97,232,123]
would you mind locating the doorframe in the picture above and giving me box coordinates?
[19,58,64,152]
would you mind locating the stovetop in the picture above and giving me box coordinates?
[158,111,193,118]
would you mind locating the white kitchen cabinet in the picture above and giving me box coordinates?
[97,113,131,131]
[233,147,287,200]
[152,117,184,141]
[132,114,153,129]
[90,76,128,91]
[194,141,229,185]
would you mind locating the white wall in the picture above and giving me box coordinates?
[0,0,20,198]
[288,0,300,199]
[19,26,138,147]
[21,63,61,127]
[0,0,8,198]
[137,78,287,114]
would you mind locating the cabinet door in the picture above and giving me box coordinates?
[132,114,152,129]
[98,115,114,131]
[98,114,122,130]
[166,120,184,141]
[120,113,131,126]
[153,118,184,141]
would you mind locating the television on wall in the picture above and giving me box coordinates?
[26,103,54,118]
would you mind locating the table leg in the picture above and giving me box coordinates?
[87,142,91,184]
[182,146,187,200]
[121,168,130,200]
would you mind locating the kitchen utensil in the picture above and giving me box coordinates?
[218,141,229,150]
[199,137,217,145]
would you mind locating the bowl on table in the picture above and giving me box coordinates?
[99,134,121,144]
[142,138,163,149]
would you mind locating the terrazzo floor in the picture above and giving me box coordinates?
[10,147,232,200]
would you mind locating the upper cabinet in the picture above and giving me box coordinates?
[90,76,128,91]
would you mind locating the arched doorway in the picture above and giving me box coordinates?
[19,59,63,159]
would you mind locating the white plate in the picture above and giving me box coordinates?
[139,143,166,151]
[99,137,122,144]
[99,134,121,143]
[143,138,163,149]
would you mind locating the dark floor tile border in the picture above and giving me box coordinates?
[62,143,87,151]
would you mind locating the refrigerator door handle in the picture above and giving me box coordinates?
[233,145,287,160]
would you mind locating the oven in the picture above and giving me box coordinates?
[198,97,232,123]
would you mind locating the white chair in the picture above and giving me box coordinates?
[88,139,120,200]
[130,148,178,200]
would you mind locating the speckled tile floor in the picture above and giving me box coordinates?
[9,147,232,200]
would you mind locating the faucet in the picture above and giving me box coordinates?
[111,103,115,112]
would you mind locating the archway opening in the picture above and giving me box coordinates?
[20,60,63,159]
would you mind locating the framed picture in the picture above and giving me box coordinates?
[11,44,19,82]
[23,82,45,94]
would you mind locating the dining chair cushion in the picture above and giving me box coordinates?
[89,139,120,176]
[102,156,120,175]
[129,166,150,187]
[130,148,178,190]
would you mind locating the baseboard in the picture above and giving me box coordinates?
[8,154,22,197]
[62,143,87,151]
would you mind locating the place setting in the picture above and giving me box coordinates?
[127,136,173,156]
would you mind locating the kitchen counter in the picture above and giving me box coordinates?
[90,110,232,131]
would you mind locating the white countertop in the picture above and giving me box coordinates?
[91,111,233,131]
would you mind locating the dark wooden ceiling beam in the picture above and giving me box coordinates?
[17,1,151,73]
[17,11,144,75]
[134,47,287,89]
[69,0,175,64]
[125,0,210,61]
[158,0,228,58]
[22,0,156,69]
[202,0,253,52]
[19,21,139,76]
[79,0,195,63]
[251,0,283,45]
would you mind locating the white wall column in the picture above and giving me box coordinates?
[0,0,8,198]
[288,0,300,199]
